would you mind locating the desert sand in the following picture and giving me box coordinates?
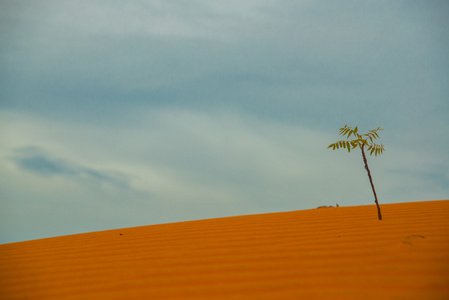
[1,200,448,299]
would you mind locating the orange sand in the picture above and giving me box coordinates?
[1,200,448,299]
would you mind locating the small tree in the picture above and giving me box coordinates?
[327,125,385,220]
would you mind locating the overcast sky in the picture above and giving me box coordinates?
[1,0,448,244]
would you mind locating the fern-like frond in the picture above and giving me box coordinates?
[327,140,354,153]
[328,125,384,156]
[366,143,385,156]
[338,125,363,140]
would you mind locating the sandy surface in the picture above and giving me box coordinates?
[1,200,448,299]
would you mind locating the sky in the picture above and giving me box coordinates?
[1,0,448,244]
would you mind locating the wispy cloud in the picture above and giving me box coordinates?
[11,146,130,189]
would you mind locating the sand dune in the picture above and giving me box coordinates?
[1,200,448,299]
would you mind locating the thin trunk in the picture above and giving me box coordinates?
[361,144,382,220]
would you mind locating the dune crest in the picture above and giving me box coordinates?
[1,200,448,299]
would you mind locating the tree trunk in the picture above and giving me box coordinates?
[361,144,382,220]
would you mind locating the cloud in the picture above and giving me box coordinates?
[1,0,281,41]
[2,0,447,132]
[15,153,76,176]
[11,146,130,189]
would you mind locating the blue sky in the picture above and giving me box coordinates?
[1,0,448,244]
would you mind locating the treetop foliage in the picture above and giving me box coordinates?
[327,124,385,156]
